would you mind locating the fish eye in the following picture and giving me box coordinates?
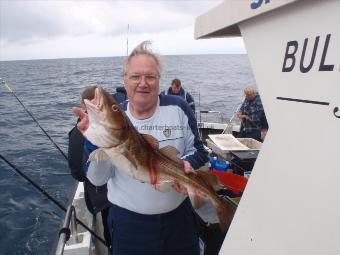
[112,105,119,112]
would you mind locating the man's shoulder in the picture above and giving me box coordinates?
[159,94,195,120]
[121,100,128,111]
[185,92,194,101]
[254,95,263,105]
[159,93,186,107]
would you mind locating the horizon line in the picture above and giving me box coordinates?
[0,52,247,62]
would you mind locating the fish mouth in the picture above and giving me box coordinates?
[84,87,102,112]
[83,87,105,131]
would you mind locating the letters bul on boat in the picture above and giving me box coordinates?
[196,0,340,255]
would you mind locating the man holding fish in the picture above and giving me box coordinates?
[72,41,235,255]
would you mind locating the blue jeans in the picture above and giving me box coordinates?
[108,199,199,255]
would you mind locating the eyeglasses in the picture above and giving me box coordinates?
[125,73,159,84]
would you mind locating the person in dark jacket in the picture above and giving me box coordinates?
[236,85,268,142]
[68,85,127,247]
[113,86,127,103]
[68,86,111,246]
[164,78,195,113]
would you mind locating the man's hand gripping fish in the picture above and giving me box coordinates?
[73,87,236,232]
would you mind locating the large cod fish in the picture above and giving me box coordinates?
[75,87,236,231]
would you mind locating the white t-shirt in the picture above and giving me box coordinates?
[87,94,207,214]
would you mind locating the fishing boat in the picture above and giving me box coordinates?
[52,0,340,254]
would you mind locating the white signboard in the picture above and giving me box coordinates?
[219,1,340,254]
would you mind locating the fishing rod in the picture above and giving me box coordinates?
[221,102,243,134]
[0,154,109,248]
[1,78,110,248]
[0,78,68,161]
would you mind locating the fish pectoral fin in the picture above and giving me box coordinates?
[88,148,110,161]
[101,147,138,173]
[159,146,182,165]
[141,134,159,149]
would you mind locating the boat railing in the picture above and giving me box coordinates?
[55,205,79,255]
[196,110,224,124]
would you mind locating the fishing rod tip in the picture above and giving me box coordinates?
[4,83,13,92]
[0,78,13,92]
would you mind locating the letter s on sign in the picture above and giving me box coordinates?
[250,0,271,10]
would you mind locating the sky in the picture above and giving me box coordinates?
[0,0,246,61]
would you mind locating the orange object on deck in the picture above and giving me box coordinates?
[211,170,248,194]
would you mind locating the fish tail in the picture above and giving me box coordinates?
[187,171,218,209]
[213,196,236,232]
[195,171,236,232]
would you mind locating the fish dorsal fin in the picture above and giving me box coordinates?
[159,146,182,165]
[196,171,221,191]
[88,148,110,161]
[141,134,159,149]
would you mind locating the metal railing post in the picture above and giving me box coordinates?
[55,205,77,255]
[70,206,79,243]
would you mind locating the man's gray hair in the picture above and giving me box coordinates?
[244,85,257,95]
[123,40,164,76]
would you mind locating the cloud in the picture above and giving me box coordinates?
[0,1,222,43]
[1,1,111,43]
[0,0,245,61]
[1,2,59,42]
[160,1,220,15]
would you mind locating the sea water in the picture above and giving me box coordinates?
[0,54,254,254]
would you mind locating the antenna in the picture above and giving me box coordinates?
[199,83,201,111]
[126,24,129,56]
[199,83,201,123]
